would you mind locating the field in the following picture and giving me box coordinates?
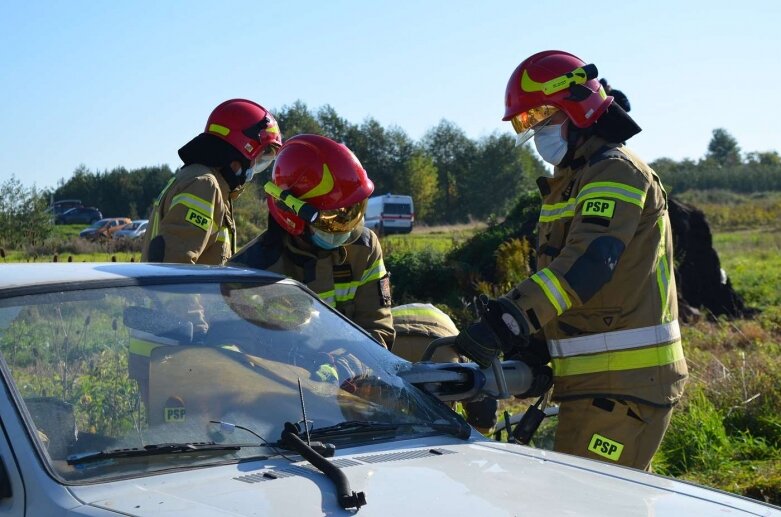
[2,198,781,505]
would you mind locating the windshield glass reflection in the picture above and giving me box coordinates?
[0,280,460,482]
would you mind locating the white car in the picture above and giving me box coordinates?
[112,219,148,240]
[0,263,778,516]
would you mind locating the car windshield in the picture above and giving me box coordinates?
[0,278,459,483]
[87,218,109,228]
[385,202,411,215]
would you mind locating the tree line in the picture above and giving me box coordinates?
[2,110,781,250]
[47,101,547,226]
[652,128,781,194]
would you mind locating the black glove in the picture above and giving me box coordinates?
[518,364,553,398]
[455,297,530,368]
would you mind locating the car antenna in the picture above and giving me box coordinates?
[297,377,312,446]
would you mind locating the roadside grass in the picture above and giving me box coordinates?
[53,224,88,239]
[380,223,484,255]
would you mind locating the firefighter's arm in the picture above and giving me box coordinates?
[351,234,395,349]
[149,177,220,264]
[508,158,652,331]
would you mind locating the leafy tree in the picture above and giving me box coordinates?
[422,120,477,223]
[54,165,174,218]
[398,151,438,222]
[0,175,53,248]
[316,104,353,142]
[465,133,542,220]
[746,151,781,167]
[275,101,323,137]
[706,128,741,167]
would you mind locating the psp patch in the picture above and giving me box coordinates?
[164,396,186,423]
[582,199,615,218]
[588,433,624,461]
[185,208,211,231]
[379,274,392,307]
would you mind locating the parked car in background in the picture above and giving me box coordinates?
[365,193,415,235]
[55,207,103,225]
[79,217,132,240]
[48,199,83,217]
[0,262,778,516]
[113,219,148,240]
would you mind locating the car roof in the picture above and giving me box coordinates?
[0,263,286,297]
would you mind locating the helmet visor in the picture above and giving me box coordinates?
[311,199,367,233]
[249,146,278,178]
[510,105,559,145]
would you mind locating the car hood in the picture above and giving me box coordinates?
[70,436,777,516]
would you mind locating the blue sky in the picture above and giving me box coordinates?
[2,0,780,191]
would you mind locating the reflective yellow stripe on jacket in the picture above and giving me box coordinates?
[531,268,572,315]
[656,217,673,322]
[170,193,215,219]
[150,177,177,239]
[577,181,647,209]
[538,181,645,224]
[549,321,683,376]
[318,258,387,307]
[216,226,232,252]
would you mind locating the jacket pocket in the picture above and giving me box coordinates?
[557,306,622,336]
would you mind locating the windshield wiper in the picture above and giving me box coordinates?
[67,441,262,465]
[306,419,469,441]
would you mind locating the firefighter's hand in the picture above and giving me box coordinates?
[455,297,530,368]
[454,319,503,368]
[519,364,554,398]
[312,352,367,384]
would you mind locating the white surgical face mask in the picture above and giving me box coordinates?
[534,122,568,166]
[242,147,277,184]
[310,227,352,249]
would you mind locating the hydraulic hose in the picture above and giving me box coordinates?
[281,423,366,510]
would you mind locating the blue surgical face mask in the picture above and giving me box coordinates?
[534,121,568,166]
[310,227,352,249]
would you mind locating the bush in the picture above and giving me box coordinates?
[0,176,53,248]
[385,249,459,306]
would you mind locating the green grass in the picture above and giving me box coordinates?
[53,223,90,239]
[2,251,139,263]
[713,228,781,309]
[380,223,483,255]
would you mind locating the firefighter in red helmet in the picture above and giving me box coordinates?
[230,134,395,349]
[142,99,282,265]
[456,51,688,470]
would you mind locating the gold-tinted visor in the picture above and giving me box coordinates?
[310,199,367,233]
[510,105,559,134]
[510,105,559,145]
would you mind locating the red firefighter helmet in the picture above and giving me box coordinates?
[205,99,282,162]
[267,134,374,236]
[503,51,613,138]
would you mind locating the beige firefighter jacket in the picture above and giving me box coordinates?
[230,226,395,349]
[391,303,460,363]
[504,136,688,406]
[142,164,236,265]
